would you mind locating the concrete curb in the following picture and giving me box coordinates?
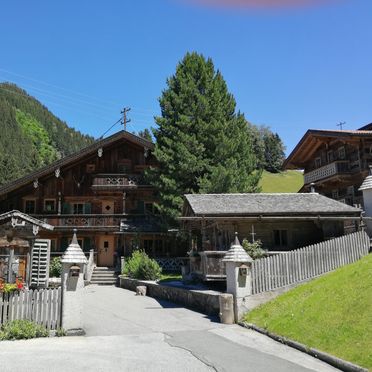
[238,322,368,372]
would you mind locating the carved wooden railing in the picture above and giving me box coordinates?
[91,174,147,189]
[304,161,350,184]
[34,214,122,228]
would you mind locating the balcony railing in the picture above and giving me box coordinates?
[91,174,147,190]
[304,161,350,184]
[33,214,122,228]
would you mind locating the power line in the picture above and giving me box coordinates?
[0,68,158,114]
[99,118,122,139]
[0,85,109,121]
[0,68,121,107]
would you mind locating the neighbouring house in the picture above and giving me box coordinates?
[283,125,372,207]
[179,193,362,280]
[0,130,183,269]
[0,210,54,284]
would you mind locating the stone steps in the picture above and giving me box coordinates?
[90,267,118,285]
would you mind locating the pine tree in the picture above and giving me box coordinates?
[263,131,286,173]
[138,128,153,142]
[148,52,261,225]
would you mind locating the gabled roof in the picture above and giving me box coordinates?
[0,210,54,230]
[0,130,154,196]
[283,129,372,169]
[182,193,361,217]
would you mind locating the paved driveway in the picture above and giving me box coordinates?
[0,285,339,372]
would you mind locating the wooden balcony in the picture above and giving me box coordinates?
[91,174,148,191]
[34,214,122,230]
[304,161,351,185]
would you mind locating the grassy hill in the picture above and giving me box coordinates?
[259,170,303,193]
[244,254,372,370]
[0,82,95,186]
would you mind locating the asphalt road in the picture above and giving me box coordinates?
[0,285,339,372]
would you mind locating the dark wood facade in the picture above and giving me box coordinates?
[0,131,182,267]
[284,128,372,206]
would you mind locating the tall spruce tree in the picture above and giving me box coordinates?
[148,52,261,225]
[263,131,286,173]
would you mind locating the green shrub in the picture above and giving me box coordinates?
[49,257,62,277]
[0,320,49,341]
[242,239,265,259]
[123,250,162,281]
[55,327,66,337]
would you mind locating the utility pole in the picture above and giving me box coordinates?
[337,121,346,130]
[121,107,131,131]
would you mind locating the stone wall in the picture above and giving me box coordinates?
[119,276,220,316]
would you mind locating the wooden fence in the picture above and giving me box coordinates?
[0,288,61,330]
[251,231,370,295]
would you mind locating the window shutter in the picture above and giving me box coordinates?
[60,237,68,251]
[137,201,145,214]
[30,239,50,288]
[84,203,92,214]
[83,237,91,252]
[62,202,71,214]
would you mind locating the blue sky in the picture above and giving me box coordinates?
[1,0,371,154]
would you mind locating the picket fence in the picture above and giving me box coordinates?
[0,288,61,330]
[251,231,370,295]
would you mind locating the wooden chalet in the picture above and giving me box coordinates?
[0,131,180,268]
[284,126,372,206]
[180,193,362,280]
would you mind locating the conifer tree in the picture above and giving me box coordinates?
[148,52,261,225]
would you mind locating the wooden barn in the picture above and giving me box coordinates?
[180,193,362,280]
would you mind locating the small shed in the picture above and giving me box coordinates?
[0,210,54,284]
[180,193,362,280]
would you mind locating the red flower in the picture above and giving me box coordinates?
[15,278,24,290]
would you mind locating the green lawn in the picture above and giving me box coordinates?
[259,170,303,193]
[158,273,182,283]
[244,254,372,370]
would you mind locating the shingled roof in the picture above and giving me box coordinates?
[0,130,154,196]
[184,193,361,217]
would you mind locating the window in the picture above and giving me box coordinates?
[104,241,109,249]
[327,151,334,163]
[50,239,57,252]
[144,240,154,256]
[73,203,84,214]
[155,240,163,256]
[44,199,56,212]
[25,200,36,214]
[315,157,321,168]
[338,146,346,160]
[332,189,339,199]
[145,202,154,214]
[118,164,130,173]
[274,230,288,248]
[347,186,354,196]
